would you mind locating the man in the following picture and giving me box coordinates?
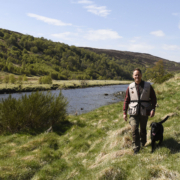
[123,68,157,154]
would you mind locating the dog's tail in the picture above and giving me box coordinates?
[159,116,169,124]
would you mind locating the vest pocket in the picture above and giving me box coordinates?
[140,103,152,116]
[128,104,139,115]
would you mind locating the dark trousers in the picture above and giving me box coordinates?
[129,115,148,150]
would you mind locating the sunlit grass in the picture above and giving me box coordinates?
[0,74,180,179]
[0,73,132,92]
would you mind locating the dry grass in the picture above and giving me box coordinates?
[0,74,131,93]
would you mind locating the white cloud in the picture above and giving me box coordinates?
[77,0,93,4]
[150,30,165,37]
[27,13,72,26]
[179,23,180,29]
[84,29,122,41]
[51,32,78,41]
[163,44,180,50]
[75,0,111,17]
[85,5,111,17]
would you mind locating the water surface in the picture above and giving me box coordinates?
[0,84,128,115]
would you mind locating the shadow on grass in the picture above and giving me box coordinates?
[53,120,74,135]
[162,138,180,153]
[146,138,180,153]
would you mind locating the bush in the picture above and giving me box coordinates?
[0,91,68,134]
[39,76,52,84]
[23,75,28,81]
[51,72,59,80]
[9,74,16,84]
[154,73,174,84]
[80,80,88,87]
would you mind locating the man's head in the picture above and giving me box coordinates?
[133,68,142,84]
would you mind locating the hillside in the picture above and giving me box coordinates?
[80,47,180,72]
[0,28,180,81]
[0,74,180,179]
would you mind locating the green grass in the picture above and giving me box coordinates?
[0,72,132,93]
[0,74,180,179]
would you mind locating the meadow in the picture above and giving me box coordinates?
[0,71,132,93]
[0,74,180,179]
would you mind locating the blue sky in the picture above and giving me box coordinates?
[1,0,180,62]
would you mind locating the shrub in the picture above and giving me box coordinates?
[51,72,58,80]
[39,76,52,84]
[154,73,174,84]
[0,91,68,134]
[23,75,28,81]
[9,74,16,84]
[80,80,88,87]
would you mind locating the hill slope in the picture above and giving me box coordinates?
[0,74,180,179]
[80,47,180,71]
[1,28,180,81]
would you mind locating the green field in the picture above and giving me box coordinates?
[0,72,132,93]
[0,74,180,179]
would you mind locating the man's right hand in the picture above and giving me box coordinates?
[123,114,127,121]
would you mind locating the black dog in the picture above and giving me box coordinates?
[150,116,169,152]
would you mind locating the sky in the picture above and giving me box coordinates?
[1,0,180,62]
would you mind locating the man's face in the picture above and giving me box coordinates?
[133,70,142,84]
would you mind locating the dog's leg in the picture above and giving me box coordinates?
[151,140,155,153]
[158,136,163,146]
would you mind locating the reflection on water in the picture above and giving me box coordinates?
[0,84,128,115]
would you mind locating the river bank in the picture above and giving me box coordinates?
[0,79,132,94]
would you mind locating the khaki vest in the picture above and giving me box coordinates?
[128,81,151,116]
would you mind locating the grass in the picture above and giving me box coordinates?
[0,74,180,179]
[0,72,132,93]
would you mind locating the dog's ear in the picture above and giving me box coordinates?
[150,123,153,127]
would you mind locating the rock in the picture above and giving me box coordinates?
[113,91,125,97]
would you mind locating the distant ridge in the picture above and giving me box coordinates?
[79,47,180,71]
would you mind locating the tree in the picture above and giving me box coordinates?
[153,60,165,77]
[30,46,38,53]
[144,60,173,83]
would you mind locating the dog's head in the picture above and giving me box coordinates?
[150,122,161,136]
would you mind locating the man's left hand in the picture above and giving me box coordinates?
[150,110,155,117]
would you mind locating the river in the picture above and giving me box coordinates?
[0,84,128,115]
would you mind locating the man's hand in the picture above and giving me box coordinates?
[123,114,127,121]
[150,110,155,117]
